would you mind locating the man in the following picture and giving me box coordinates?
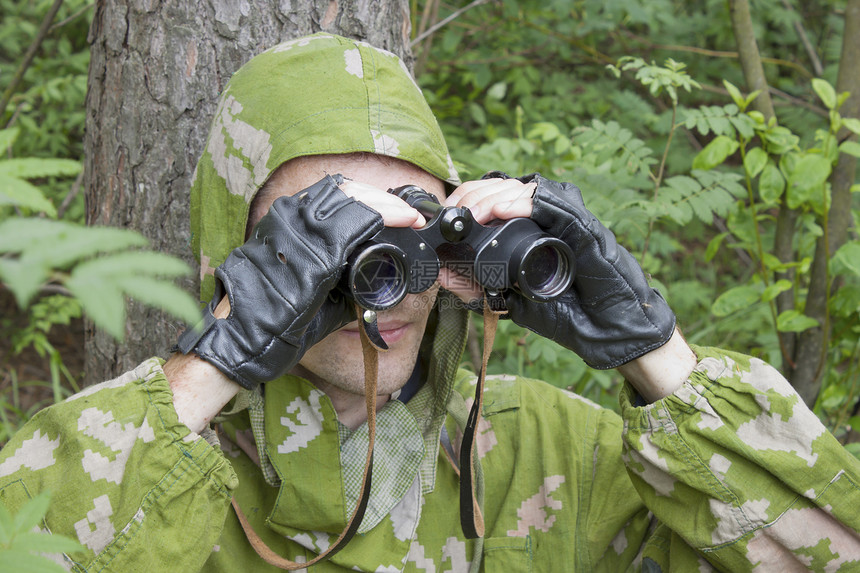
[1,34,859,572]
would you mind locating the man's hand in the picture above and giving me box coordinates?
[176,175,385,390]
[167,175,437,432]
[442,173,695,401]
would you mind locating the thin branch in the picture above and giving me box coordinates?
[57,170,85,219]
[49,2,95,32]
[729,0,779,119]
[0,0,65,121]
[4,101,26,131]
[697,83,828,118]
[526,21,614,65]
[414,0,441,76]
[781,0,824,77]
[768,86,828,117]
[39,284,73,297]
[619,29,814,78]
[410,0,490,47]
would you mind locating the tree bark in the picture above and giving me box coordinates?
[790,0,860,404]
[84,0,413,383]
[728,0,776,120]
[729,0,802,381]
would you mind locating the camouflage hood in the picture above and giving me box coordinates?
[192,34,474,546]
[190,32,460,303]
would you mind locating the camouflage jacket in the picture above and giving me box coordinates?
[1,341,859,572]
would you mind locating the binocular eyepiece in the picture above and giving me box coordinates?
[345,185,575,311]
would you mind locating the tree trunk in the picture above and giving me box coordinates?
[790,0,860,405]
[83,0,413,384]
[729,0,799,373]
[729,0,860,405]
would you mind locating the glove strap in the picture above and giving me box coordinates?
[231,304,381,569]
[459,291,505,539]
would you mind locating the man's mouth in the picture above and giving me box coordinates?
[340,320,410,345]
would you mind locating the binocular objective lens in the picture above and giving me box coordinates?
[351,251,407,310]
[523,245,559,290]
[519,241,572,299]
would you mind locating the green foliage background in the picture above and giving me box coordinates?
[413,0,860,435]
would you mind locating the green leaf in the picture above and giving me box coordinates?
[744,90,761,110]
[116,276,202,326]
[692,135,738,170]
[748,110,766,125]
[743,147,768,179]
[830,110,842,134]
[712,285,761,316]
[0,175,57,216]
[786,154,831,209]
[486,81,507,100]
[820,383,847,409]
[64,253,194,340]
[12,491,51,533]
[832,285,860,318]
[0,219,149,269]
[830,241,860,277]
[8,531,83,554]
[0,258,50,308]
[849,416,860,433]
[762,126,800,155]
[841,118,860,135]
[527,122,561,142]
[0,549,73,573]
[65,271,127,340]
[762,280,792,303]
[527,339,541,362]
[723,80,744,108]
[468,102,486,126]
[0,497,13,544]
[839,140,860,158]
[812,78,837,110]
[70,251,190,279]
[0,127,20,153]
[777,310,819,333]
[759,161,785,205]
[705,232,728,261]
[0,158,81,179]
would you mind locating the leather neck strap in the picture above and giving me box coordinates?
[232,298,503,566]
[231,306,380,570]
[458,298,503,538]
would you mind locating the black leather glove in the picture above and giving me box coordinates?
[177,175,384,390]
[487,172,676,370]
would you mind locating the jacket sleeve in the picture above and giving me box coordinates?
[619,345,860,571]
[0,357,238,572]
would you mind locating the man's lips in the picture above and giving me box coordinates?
[340,321,410,344]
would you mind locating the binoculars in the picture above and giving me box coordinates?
[344,185,575,311]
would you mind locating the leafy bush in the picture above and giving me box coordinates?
[0,132,200,437]
[417,1,860,442]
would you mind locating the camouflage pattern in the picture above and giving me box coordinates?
[188,33,460,303]
[2,32,859,572]
[3,340,859,571]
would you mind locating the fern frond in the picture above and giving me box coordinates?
[573,119,657,178]
[651,170,745,225]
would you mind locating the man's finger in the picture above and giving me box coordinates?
[444,178,504,206]
[449,180,535,224]
[341,180,427,227]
